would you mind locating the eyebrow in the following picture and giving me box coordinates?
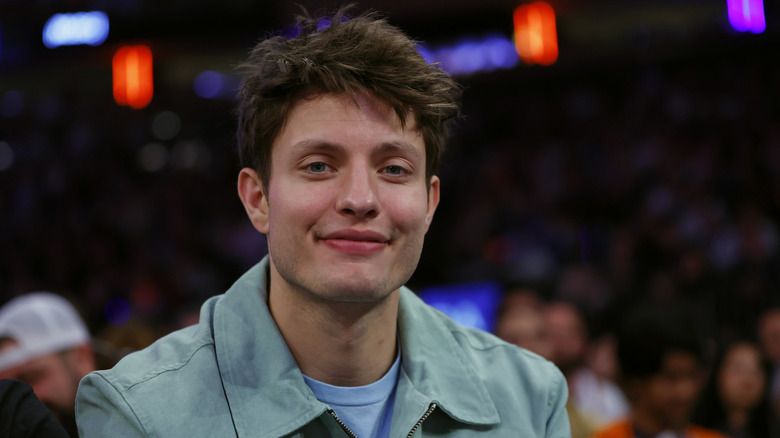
[292,140,344,155]
[292,139,423,160]
[375,141,423,159]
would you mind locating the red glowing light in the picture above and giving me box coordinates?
[113,45,153,109]
[513,2,559,66]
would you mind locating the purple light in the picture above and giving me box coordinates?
[483,35,520,70]
[416,45,434,64]
[727,0,766,34]
[421,35,519,76]
[104,297,132,325]
[193,70,223,99]
[450,40,484,75]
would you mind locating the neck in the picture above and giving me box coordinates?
[632,407,684,437]
[268,269,399,387]
[727,408,749,430]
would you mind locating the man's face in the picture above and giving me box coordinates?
[542,304,586,372]
[633,351,704,431]
[0,348,83,418]
[255,92,438,303]
[496,307,552,360]
[759,310,780,363]
[718,343,766,411]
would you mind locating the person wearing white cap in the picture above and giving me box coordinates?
[0,292,95,437]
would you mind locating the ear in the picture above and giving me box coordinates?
[424,175,440,232]
[237,168,270,234]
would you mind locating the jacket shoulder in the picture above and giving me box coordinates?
[445,311,563,387]
[76,296,234,437]
[90,295,219,392]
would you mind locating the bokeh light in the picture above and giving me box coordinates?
[42,11,109,49]
[151,111,181,140]
[104,297,132,326]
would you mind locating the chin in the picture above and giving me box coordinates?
[314,277,400,304]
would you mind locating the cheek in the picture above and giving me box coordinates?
[649,381,671,402]
[268,184,331,227]
[743,372,766,398]
[382,190,430,229]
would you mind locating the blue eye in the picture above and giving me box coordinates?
[384,165,404,176]
[308,162,328,173]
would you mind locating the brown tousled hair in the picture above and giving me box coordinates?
[236,6,462,191]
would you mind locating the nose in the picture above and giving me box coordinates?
[335,165,378,219]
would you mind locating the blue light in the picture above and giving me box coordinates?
[451,40,485,75]
[416,45,435,64]
[418,34,519,76]
[43,11,109,49]
[418,281,503,332]
[193,71,224,99]
[104,297,132,325]
[484,35,520,70]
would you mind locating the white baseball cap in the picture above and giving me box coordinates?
[0,292,90,372]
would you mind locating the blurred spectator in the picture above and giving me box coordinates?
[497,286,544,315]
[0,379,69,438]
[91,318,163,370]
[495,288,552,360]
[542,301,597,438]
[543,302,588,377]
[576,332,629,424]
[758,308,780,419]
[691,340,779,438]
[0,292,96,437]
[593,305,725,438]
[544,301,628,435]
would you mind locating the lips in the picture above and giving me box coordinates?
[319,229,389,255]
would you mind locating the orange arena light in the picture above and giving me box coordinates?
[513,2,558,66]
[113,45,153,109]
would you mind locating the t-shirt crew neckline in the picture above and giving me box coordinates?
[303,352,401,437]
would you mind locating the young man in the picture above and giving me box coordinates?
[592,305,725,438]
[76,8,570,437]
[0,292,96,437]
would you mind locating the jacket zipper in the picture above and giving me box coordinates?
[327,408,358,438]
[406,403,437,438]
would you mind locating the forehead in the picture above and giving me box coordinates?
[661,351,700,371]
[0,351,61,379]
[724,344,760,363]
[275,92,420,148]
[760,311,780,331]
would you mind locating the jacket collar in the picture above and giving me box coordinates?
[397,288,500,426]
[212,258,325,438]
[213,257,500,437]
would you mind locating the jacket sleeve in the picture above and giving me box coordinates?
[76,372,148,438]
[546,369,571,438]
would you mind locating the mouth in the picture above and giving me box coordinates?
[319,229,389,255]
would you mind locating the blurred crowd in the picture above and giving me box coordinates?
[1,24,779,438]
[495,289,780,437]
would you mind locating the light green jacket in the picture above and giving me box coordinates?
[76,257,570,437]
